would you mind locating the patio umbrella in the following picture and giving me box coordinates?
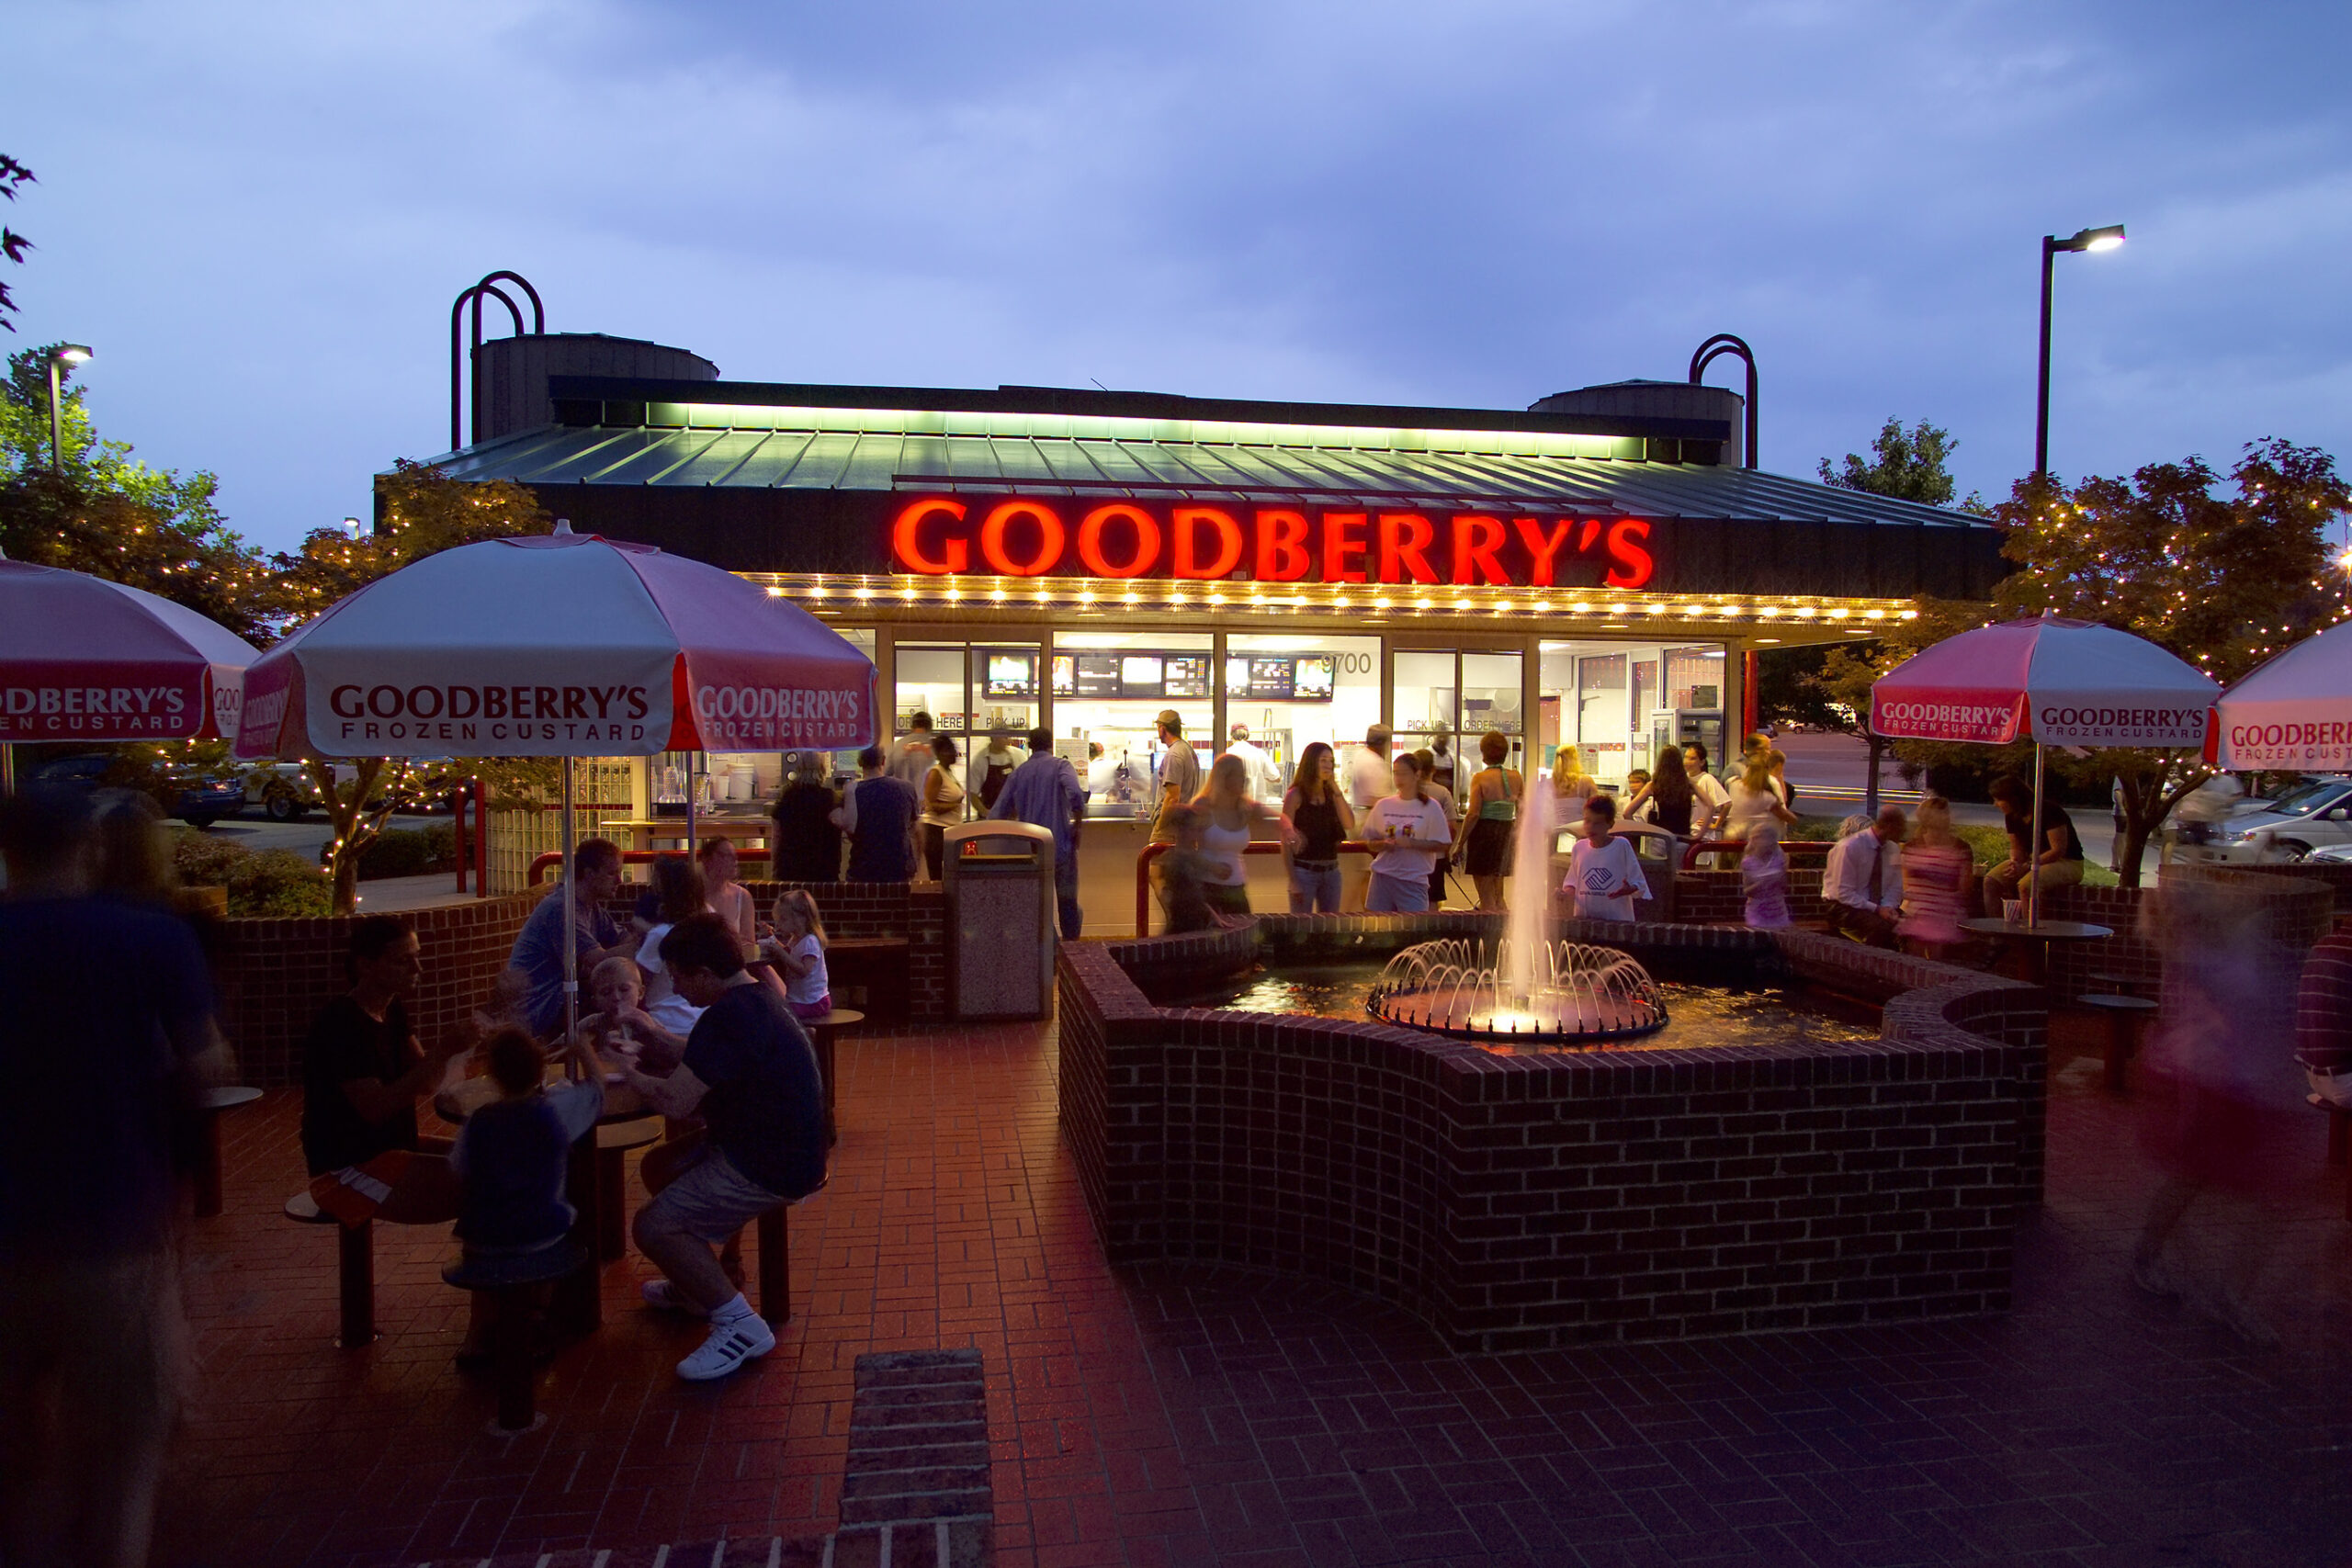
[1870,612,2217,922]
[2212,618,2352,772]
[0,557,258,792]
[235,524,877,1036]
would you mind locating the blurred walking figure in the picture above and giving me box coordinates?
[2,787,231,1567]
[2131,877,2299,1345]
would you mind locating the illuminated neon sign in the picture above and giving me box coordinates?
[889,497,1657,590]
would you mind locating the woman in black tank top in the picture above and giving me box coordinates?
[1281,742,1356,914]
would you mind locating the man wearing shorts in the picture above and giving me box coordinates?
[624,914,827,1381]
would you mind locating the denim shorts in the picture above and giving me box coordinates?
[643,1142,786,1243]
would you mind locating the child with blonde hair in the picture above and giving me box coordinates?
[758,888,833,1021]
[1742,821,1792,930]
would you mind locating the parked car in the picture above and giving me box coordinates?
[243,761,325,821]
[28,752,246,828]
[2206,775,2352,861]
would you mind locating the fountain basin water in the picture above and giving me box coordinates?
[1366,937,1668,1042]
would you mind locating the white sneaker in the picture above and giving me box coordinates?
[641,1279,708,1317]
[677,1314,775,1381]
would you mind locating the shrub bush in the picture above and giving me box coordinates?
[354,824,456,881]
[171,831,333,917]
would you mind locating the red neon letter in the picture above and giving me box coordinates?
[1322,513,1369,583]
[978,500,1066,577]
[892,498,968,574]
[1451,513,1509,584]
[1254,509,1310,581]
[1376,513,1439,584]
[1077,503,1161,578]
[1603,519,1656,588]
[1512,516,1575,586]
[1172,507,1245,580]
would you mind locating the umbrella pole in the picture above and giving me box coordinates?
[685,750,696,850]
[562,753,579,1058]
[1,742,13,796]
[2029,740,2046,929]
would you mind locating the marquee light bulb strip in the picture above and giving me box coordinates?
[746,571,1917,628]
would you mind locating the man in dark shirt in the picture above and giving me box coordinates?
[625,914,827,1382]
[1982,775,2086,918]
[503,838,635,1038]
[1,786,228,1568]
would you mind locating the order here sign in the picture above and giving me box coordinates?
[888,496,1659,589]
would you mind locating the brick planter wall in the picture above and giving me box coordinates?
[1059,914,2043,1351]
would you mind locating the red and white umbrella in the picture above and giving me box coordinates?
[0,558,256,756]
[1871,613,2218,920]
[235,526,876,761]
[234,525,876,1037]
[2213,619,2352,771]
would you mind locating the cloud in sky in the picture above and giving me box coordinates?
[8,0,2349,550]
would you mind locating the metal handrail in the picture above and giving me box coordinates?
[527,846,773,886]
[1679,837,1834,871]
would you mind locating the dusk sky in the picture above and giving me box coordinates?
[8,0,2349,554]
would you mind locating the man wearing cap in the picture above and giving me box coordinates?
[1343,723,1395,911]
[1147,710,1203,919]
[1222,723,1281,804]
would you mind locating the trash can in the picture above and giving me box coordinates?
[942,819,1057,1021]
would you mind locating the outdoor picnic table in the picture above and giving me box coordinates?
[1957,917,2113,987]
[434,1059,654,1334]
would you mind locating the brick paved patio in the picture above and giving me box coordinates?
[156,1011,2352,1567]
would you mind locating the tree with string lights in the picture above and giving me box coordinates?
[1984,439,2349,882]
[269,459,558,911]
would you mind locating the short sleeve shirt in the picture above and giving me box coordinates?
[509,891,622,1037]
[0,897,216,1260]
[301,995,419,1176]
[2004,801,2086,862]
[1363,795,1449,878]
[682,982,828,1201]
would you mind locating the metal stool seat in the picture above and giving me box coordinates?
[442,1241,587,1434]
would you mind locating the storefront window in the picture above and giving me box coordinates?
[894,638,1041,797]
[1052,630,1213,816]
[1539,638,1725,788]
[1225,633,1380,797]
[1388,646,1524,796]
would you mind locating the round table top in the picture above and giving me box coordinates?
[201,1085,265,1111]
[434,1062,649,1125]
[1957,918,2114,942]
[806,1008,865,1031]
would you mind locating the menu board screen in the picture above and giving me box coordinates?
[1074,655,1123,698]
[982,651,1036,698]
[1050,654,1075,696]
[1292,655,1335,699]
[1163,656,1209,698]
[1245,658,1295,699]
[1119,655,1164,695]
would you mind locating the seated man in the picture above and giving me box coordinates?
[624,914,828,1382]
[302,915,471,1221]
[503,838,637,1039]
[1982,776,2086,919]
[1826,805,1906,948]
[2297,924,2352,1111]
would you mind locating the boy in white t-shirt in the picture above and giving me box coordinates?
[1566,795,1650,923]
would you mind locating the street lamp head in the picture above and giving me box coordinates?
[2053,224,2125,254]
[51,344,93,365]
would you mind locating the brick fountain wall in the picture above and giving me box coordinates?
[1058,913,2045,1351]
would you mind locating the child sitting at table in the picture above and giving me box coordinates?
[758,889,834,1021]
[448,1025,605,1262]
[574,953,675,1063]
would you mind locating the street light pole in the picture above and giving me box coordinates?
[2033,225,2124,479]
[44,344,93,475]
